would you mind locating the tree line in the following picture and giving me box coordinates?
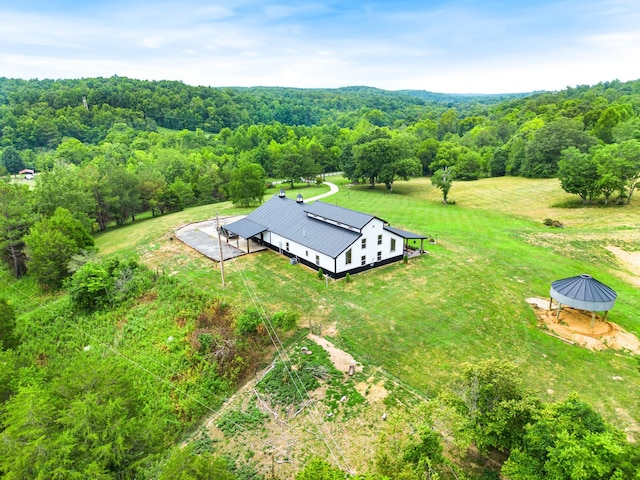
[2,77,640,287]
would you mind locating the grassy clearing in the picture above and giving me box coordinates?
[94,176,640,435]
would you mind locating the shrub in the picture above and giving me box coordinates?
[68,257,153,312]
[271,311,299,331]
[235,307,263,336]
[0,298,19,350]
[344,272,351,283]
[317,268,324,279]
[543,218,564,228]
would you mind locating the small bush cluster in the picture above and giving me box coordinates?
[234,307,263,336]
[217,406,268,437]
[543,218,564,228]
[67,256,154,312]
[271,311,299,331]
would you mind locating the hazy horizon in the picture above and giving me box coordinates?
[1,0,639,94]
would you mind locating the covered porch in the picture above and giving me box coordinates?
[219,217,268,254]
[384,225,430,258]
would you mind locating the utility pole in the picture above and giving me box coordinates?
[216,214,225,287]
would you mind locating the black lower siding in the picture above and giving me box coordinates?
[259,240,404,279]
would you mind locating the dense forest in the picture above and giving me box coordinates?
[1,76,640,479]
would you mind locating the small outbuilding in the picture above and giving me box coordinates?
[549,273,617,327]
[19,168,35,179]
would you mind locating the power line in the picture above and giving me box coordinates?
[234,262,354,473]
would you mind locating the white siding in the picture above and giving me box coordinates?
[269,233,334,272]
[334,219,404,274]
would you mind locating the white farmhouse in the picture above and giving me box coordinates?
[221,190,426,278]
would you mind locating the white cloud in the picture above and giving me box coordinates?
[0,1,639,92]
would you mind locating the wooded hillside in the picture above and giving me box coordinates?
[1,76,640,479]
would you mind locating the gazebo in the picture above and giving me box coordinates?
[549,274,617,328]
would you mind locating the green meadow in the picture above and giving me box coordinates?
[95,176,640,435]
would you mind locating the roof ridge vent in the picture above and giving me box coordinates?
[296,194,304,204]
[278,188,286,198]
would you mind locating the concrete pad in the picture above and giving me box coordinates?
[175,216,267,262]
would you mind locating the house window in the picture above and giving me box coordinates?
[305,250,308,257]
[315,255,320,266]
[361,255,366,266]
[377,234,382,245]
[377,251,382,261]
[345,249,352,265]
[361,238,367,249]
[390,238,396,252]
[286,242,290,252]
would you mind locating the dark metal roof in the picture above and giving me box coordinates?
[304,201,378,229]
[550,274,617,311]
[384,225,427,240]
[222,218,267,239]
[230,194,361,258]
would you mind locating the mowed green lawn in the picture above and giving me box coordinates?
[95,176,640,435]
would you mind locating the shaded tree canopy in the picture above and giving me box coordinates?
[228,161,267,207]
[24,207,94,289]
[521,118,597,178]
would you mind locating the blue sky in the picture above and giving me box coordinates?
[1,0,639,93]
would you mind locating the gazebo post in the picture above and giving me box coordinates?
[591,312,595,330]
[556,303,561,321]
[548,297,552,310]
[603,310,609,321]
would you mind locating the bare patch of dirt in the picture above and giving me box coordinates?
[526,297,640,354]
[605,245,640,287]
[308,333,362,375]
[355,378,389,403]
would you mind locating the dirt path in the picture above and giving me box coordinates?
[305,181,339,202]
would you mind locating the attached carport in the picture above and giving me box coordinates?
[220,218,267,253]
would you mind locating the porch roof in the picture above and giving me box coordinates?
[222,218,267,239]
[384,225,427,240]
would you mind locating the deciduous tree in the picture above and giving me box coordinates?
[593,144,627,205]
[522,118,596,178]
[1,146,25,175]
[229,161,266,207]
[33,163,96,230]
[431,166,455,205]
[439,358,541,453]
[502,394,640,480]
[24,207,94,289]
[557,147,601,204]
